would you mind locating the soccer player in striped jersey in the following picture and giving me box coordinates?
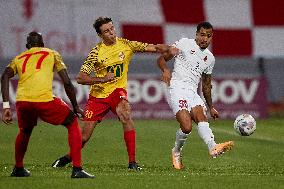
[51,17,170,170]
[1,32,94,178]
[157,22,234,170]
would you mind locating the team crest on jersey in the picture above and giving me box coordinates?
[119,52,125,61]
[203,56,207,62]
[101,58,107,64]
[190,50,195,54]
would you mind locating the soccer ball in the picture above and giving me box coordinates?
[234,114,256,136]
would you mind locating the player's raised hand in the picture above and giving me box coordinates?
[73,106,84,120]
[161,68,172,86]
[2,108,13,124]
[209,107,219,120]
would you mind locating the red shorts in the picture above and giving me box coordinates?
[84,88,127,122]
[16,97,71,130]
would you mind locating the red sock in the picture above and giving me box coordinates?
[66,138,85,160]
[67,117,82,167]
[15,131,31,168]
[124,130,136,163]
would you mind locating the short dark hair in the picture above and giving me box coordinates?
[93,17,112,34]
[26,31,44,49]
[196,21,213,32]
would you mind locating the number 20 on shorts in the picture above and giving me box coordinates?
[85,110,94,119]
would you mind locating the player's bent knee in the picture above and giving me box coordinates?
[117,100,132,122]
[180,125,192,134]
[193,106,207,122]
[82,129,92,141]
[82,135,90,144]
[81,122,96,143]
[119,111,131,124]
[62,110,76,127]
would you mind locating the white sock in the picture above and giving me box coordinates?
[173,129,190,153]
[197,122,216,151]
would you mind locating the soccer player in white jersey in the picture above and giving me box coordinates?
[157,22,234,170]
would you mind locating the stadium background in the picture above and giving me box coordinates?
[0,0,284,119]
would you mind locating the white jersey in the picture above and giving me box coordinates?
[170,38,215,91]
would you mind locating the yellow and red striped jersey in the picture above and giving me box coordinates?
[80,37,148,98]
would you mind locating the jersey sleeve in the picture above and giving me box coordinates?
[172,38,187,58]
[172,38,186,48]
[80,47,98,75]
[53,50,67,72]
[7,58,18,75]
[124,39,148,53]
[204,57,215,74]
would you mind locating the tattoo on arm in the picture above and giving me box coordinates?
[202,74,213,109]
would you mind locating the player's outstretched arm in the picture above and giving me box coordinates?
[58,69,84,118]
[76,71,115,85]
[1,67,15,124]
[144,44,170,53]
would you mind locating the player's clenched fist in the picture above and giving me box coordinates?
[2,108,13,124]
[103,72,115,82]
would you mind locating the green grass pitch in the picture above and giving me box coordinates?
[0,118,283,189]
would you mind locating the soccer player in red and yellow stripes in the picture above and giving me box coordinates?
[52,17,170,170]
[1,32,95,178]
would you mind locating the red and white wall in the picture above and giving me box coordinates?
[0,0,284,58]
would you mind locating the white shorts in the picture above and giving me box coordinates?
[166,84,207,115]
